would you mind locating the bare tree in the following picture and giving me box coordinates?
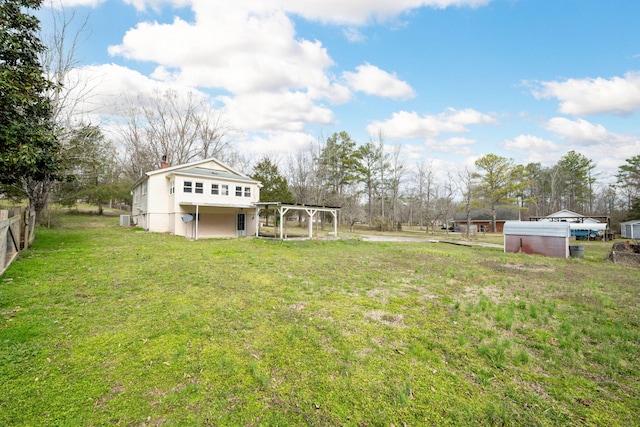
[388,144,405,231]
[434,175,457,234]
[287,143,316,205]
[457,166,477,239]
[40,3,93,131]
[368,129,391,228]
[341,183,366,232]
[21,3,96,221]
[415,160,435,232]
[118,89,234,178]
[356,139,384,226]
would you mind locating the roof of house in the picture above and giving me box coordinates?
[132,157,260,188]
[546,209,583,218]
[534,209,609,227]
[173,167,259,184]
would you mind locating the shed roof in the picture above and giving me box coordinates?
[503,221,570,237]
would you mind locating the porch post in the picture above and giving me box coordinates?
[255,208,261,237]
[305,209,316,239]
[195,204,199,240]
[332,209,338,236]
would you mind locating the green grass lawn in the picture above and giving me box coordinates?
[1,214,639,426]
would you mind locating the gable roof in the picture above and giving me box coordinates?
[547,209,583,218]
[173,167,259,184]
[147,158,250,179]
[132,157,259,188]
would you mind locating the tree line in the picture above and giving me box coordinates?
[251,136,640,233]
[2,1,640,230]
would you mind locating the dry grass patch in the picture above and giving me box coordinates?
[364,309,406,328]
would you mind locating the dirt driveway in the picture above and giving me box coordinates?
[359,234,503,249]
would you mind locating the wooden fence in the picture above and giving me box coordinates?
[0,209,35,276]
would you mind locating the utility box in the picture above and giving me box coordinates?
[119,215,131,227]
[504,221,571,258]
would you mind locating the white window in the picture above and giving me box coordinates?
[142,182,147,195]
[195,182,204,194]
[221,185,229,196]
[211,184,219,195]
[184,181,193,193]
[244,187,251,197]
[235,186,242,196]
[170,180,175,194]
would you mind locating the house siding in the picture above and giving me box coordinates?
[131,158,261,238]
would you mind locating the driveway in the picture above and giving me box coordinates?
[359,234,503,249]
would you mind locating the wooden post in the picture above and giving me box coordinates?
[23,209,29,250]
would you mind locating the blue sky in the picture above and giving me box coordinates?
[39,0,640,182]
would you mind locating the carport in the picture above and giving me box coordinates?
[255,203,340,239]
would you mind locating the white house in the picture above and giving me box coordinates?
[131,158,262,239]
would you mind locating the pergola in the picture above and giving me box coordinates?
[255,203,340,239]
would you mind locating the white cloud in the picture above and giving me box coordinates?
[60,0,496,157]
[277,0,492,24]
[503,134,559,152]
[342,27,367,43]
[220,92,334,133]
[367,108,497,139]
[502,134,560,165]
[343,63,415,100]
[532,71,640,116]
[122,0,190,12]
[121,0,492,24]
[544,117,635,145]
[425,137,477,156]
[108,11,339,96]
[60,63,222,130]
[502,122,640,175]
[235,131,318,157]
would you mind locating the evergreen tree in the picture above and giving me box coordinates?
[251,157,293,226]
[626,198,640,221]
[556,151,596,213]
[616,154,640,211]
[473,154,520,232]
[318,131,360,206]
[55,125,129,213]
[1,0,61,218]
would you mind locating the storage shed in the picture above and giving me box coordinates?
[504,221,571,258]
[620,220,640,239]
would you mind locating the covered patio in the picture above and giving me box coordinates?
[255,203,340,239]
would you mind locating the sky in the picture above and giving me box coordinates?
[38,0,640,183]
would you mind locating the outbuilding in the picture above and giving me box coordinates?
[620,220,640,239]
[503,221,571,258]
